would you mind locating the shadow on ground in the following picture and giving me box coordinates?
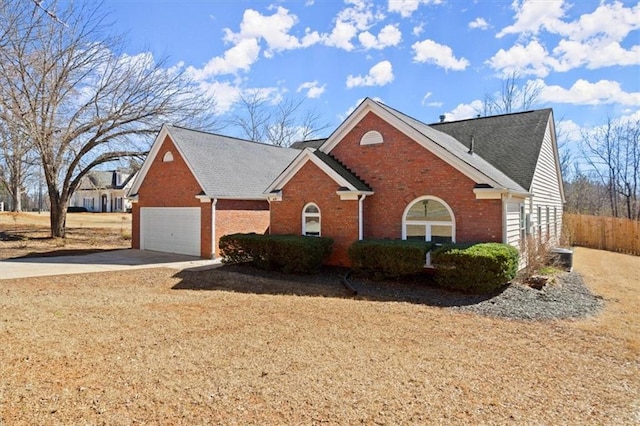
[8,248,122,259]
[171,263,504,307]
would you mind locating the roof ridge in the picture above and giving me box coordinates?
[167,124,296,151]
[430,108,552,126]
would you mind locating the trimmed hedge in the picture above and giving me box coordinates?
[219,233,333,274]
[348,239,435,279]
[431,243,519,293]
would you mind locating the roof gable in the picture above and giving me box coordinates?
[319,98,528,193]
[130,125,299,200]
[265,148,372,195]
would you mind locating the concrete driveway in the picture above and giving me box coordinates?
[0,249,221,280]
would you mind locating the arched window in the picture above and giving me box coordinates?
[302,203,321,236]
[402,196,455,244]
[162,151,174,162]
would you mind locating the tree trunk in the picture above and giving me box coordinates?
[49,192,67,238]
[9,180,21,212]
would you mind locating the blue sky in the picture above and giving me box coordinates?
[103,0,639,147]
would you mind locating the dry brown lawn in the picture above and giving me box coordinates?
[0,220,638,424]
[0,212,130,259]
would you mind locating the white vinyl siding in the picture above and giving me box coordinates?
[504,199,524,248]
[528,119,564,246]
[140,207,201,257]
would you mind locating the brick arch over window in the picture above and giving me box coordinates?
[302,202,321,236]
[401,196,455,244]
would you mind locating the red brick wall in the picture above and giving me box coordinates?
[215,199,269,256]
[270,161,359,266]
[330,111,503,243]
[132,135,213,258]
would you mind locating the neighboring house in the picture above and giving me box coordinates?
[128,125,299,258]
[266,98,564,266]
[69,170,137,213]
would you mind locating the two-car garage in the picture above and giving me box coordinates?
[139,207,201,257]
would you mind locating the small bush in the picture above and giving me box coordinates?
[219,233,333,274]
[348,239,434,280]
[431,243,519,293]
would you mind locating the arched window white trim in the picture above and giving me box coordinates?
[162,151,174,162]
[360,130,383,145]
[401,195,455,244]
[302,202,321,236]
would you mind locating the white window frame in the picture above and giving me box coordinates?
[401,195,456,243]
[302,202,321,237]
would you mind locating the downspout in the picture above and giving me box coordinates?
[358,194,367,240]
[211,198,217,258]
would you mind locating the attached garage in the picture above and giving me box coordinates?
[140,207,201,257]
[129,125,299,259]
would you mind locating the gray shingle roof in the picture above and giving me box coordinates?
[431,109,552,191]
[373,101,529,192]
[167,125,299,199]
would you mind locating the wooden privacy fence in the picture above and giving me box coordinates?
[563,213,640,256]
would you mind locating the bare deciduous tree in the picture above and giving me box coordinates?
[229,90,331,147]
[0,0,215,236]
[0,119,36,211]
[479,72,543,116]
[581,117,640,220]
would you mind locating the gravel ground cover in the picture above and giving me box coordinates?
[0,247,638,424]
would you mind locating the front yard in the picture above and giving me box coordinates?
[0,239,638,423]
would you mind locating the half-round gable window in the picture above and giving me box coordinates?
[360,130,383,145]
[162,151,174,162]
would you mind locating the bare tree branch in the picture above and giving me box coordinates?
[0,0,217,236]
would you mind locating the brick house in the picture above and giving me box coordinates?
[128,125,298,258]
[266,98,564,266]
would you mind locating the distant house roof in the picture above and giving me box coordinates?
[78,170,136,191]
[431,108,552,191]
[162,125,299,199]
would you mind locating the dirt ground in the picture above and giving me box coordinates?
[0,230,638,424]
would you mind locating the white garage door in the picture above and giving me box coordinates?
[140,207,201,257]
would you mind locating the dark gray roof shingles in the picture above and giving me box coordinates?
[167,125,299,199]
[430,109,552,191]
[312,150,372,192]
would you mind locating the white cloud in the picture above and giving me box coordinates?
[468,17,489,30]
[358,24,402,49]
[297,80,326,98]
[497,0,567,38]
[187,38,261,80]
[445,99,484,121]
[487,39,557,78]
[555,119,582,143]
[412,23,424,37]
[324,0,384,51]
[346,60,394,88]
[187,7,320,79]
[412,39,469,71]
[198,80,241,115]
[553,39,640,71]
[555,1,640,43]
[387,0,443,18]
[539,79,640,106]
[493,1,640,74]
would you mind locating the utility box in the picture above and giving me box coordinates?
[550,248,573,272]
